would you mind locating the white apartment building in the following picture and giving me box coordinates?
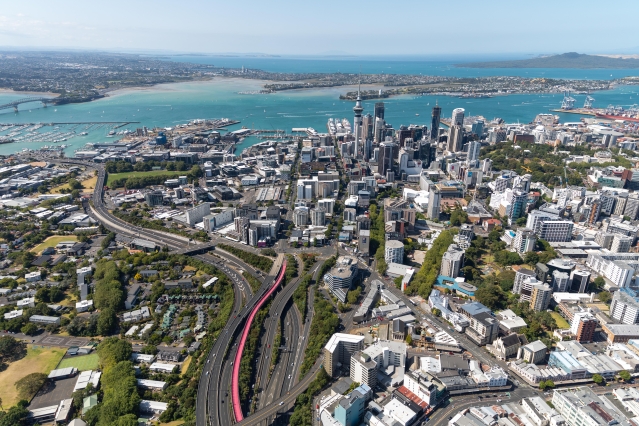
[610,290,639,325]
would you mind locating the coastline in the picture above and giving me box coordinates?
[0,89,60,97]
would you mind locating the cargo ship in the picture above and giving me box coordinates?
[595,105,639,122]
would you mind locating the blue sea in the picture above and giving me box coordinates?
[0,55,638,156]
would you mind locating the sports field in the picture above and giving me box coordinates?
[30,235,78,254]
[56,353,99,371]
[0,345,65,406]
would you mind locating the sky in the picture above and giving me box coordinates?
[0,0,637,56]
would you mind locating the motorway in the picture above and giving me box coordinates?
[55,159,524,426]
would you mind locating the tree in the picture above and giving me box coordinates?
[619,370,632,381]
[475,284,506,310]
[449,208,468,226]
[598,291,612,304]
[376,258,387,275]
[97,308,117,335]
[592,374,604,384]
[405,334,413,346]
[432,308,442,317]
[20,323,38,336]
[67,179,83,190]
[593,276,605,290]
[15,372,47,400]
[524,252,540,265]
[97,337,132,371]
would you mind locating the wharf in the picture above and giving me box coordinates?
[0,121,140,126]
[550,108,597,116]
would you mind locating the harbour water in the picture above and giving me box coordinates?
[0,56,638,156]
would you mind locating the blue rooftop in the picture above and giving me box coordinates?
[459,300,491,316]
[435,275,477,297]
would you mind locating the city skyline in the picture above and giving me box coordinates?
[0,0,637,56]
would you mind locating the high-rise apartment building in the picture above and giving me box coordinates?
[384,240,405,264]
[530,283,552,312]
[323,333,365,377]
[610,290,639,325]
[440,244,465,277]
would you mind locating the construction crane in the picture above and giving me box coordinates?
[521,165,533,173]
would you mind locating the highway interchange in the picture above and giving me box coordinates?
[58,158,548,426]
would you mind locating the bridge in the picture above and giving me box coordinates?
[0,97,56,112]
[173,242,217,255]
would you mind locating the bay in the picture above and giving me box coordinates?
[0,56,638,156]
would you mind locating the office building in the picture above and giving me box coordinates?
[513,228,537,254]
[610,290,639,325]
[323,333,365,377]
[384,240,405,264]
[530,283,552,312]
[310,208,326,226]
[145,191,164,207]
[570,269,591,293]
[447,125,463,153]
[595,231,615,250]
[378,141,397,176]
[440,244,465,278]
[471,120,484,137]
[350,340,407,387]
[507,190,528,224]
[427,187,440,220]
[451,108,465,126]
[430,104,441,141]
[324,256,358,302]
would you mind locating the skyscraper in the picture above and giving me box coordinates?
[451,108,465,126]
[378,141,396,176]
[448,125,464,153]
[353,85,364,159]
[427,187,440,220]
[430,104,441,141]
[374,102,385,120]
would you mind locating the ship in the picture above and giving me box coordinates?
[594,104,639,122]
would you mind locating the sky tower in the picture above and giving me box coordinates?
[353,81,364,158]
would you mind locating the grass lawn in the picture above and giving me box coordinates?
[56,353,99,371]
[0,345,66,407]
[30,235,78,254]
[180,356,192,375]
[50,175,98,194]
[156,420,184,426]
[106,170,186,187]
[550,311,570,329]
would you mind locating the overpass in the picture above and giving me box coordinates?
[0,97,56,112]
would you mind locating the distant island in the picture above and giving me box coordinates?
[458,52,639,69]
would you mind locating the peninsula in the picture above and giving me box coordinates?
[458,52,639,69]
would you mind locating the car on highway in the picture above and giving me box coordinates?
[279,402,284,406]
